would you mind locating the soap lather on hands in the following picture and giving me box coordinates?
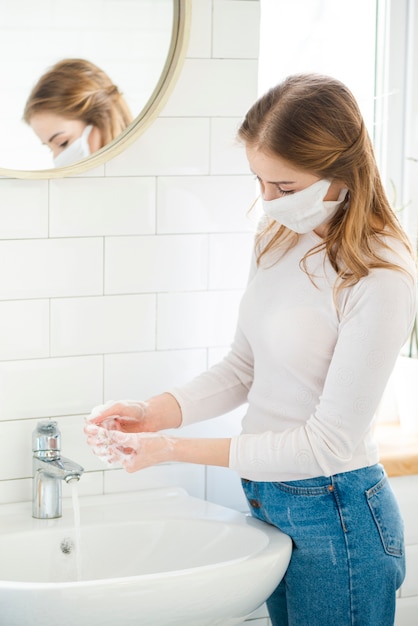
[84,399,176,472]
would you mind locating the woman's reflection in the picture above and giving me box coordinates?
[23,58,133,167]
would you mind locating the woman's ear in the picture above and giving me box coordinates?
[88,125,103,153]
[324,181,347,202]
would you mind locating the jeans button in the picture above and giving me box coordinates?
[249,499,260,509]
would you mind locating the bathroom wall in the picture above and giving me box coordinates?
[0,0,260,513]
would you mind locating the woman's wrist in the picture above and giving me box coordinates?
[145,392,183,431]
[170,437,231,468]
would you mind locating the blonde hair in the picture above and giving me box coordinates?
[238,73,414,291]
[23,58,133,148]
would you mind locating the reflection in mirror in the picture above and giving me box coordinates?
[0,0,176,172]
[24,58,134,168]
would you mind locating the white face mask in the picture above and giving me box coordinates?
[262,178,346,234]
[53,125,93,168]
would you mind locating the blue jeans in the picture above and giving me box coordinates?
[241,464,405,626]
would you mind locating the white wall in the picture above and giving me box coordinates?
[0,0,260,514]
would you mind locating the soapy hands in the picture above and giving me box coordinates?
[86,399,152,432]
[84,400,176,472]
[84,396,231,472]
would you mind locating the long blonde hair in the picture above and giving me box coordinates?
[23,58,133,148]
[238,74,414,291]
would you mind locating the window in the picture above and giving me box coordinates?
[259,0,418,246]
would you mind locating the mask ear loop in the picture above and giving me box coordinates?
[81,125,93,150]
[246,195,260,217]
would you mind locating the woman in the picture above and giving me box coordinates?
[84,74,416,626]
[23,58,132,167]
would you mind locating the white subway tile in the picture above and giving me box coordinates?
[163,59,258,117]
[179,407,244,439]
[0,238,103,299]
[0,414,104,487]
[390,476,418,544]
[0,300,49,360]
[0,356,103,421]
[209,233,254,289]
[157,290,241,349]
[157,175,257,233]
[395,597,418,624]
[0,419,33,480]
[105,118,210,176]
[0,479,32,505]
[49,177,156,237]
[105,235,208,294]
[402,545,418,598]
[0,179,48,238]
[50,295,156,357]
[104,349,207,400]
[213,1,260,59]
[187,0,212,58]
[71,162,106,177]
[210,118,252,175]
[206,467,249,511]
[103,463,206,499]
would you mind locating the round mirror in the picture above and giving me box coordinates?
[0,0,190,179]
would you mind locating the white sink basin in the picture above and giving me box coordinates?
[0,487,291,626]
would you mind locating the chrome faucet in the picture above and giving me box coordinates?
[32,420,84,519]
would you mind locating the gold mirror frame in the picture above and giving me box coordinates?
[0,0,191,181]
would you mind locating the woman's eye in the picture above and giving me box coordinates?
[59,140,69,149]
[253,176,294,196]
[276,186,293,196]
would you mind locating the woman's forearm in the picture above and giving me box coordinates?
[147,395,231,467]
[170,437,231,468]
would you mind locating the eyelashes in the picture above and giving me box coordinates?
[253,175,294,196]
[275,187,294,196]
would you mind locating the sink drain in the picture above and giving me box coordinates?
[60,537,75,555]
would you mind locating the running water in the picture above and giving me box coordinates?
[70,480,83,580]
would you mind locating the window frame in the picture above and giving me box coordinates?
[376,0,418,247]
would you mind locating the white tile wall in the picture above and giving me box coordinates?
[105,117,211,176]
[157,175,256,233]
[212,1,260,59]
[0,238,103,299]
[0,0,260,511]
[0,180,48,238]
[0,300,49,360]
[49,177,156,237]
[103,349,207,399]
[210,117,252,174]
[163,58,258,117]
[157,290,242,349]
[104,234,209,293]
[390,476,418,625]
[50,295,156,356]
[0,356,103,421]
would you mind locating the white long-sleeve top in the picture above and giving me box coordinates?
[170,231,416,481]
